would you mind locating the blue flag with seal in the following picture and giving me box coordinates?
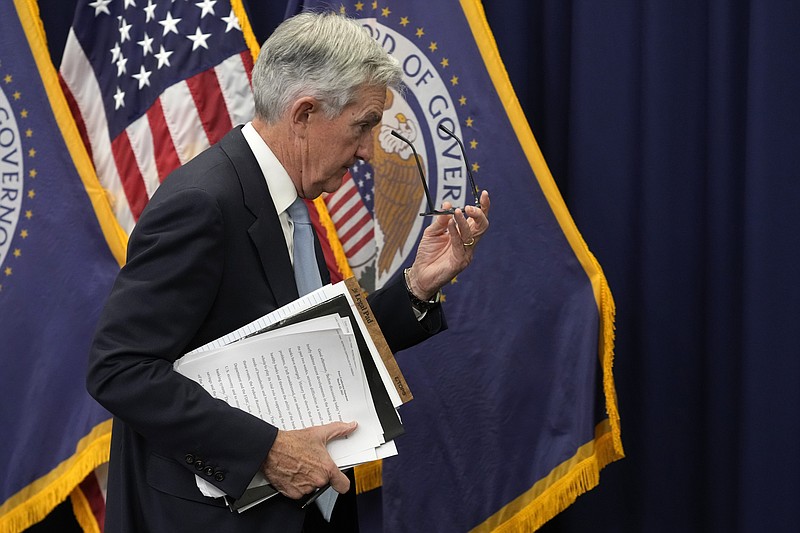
[0,0,126,531]
[288,1,624,531]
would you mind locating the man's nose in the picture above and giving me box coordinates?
[356,134,374,162]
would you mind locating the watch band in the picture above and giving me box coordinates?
[403,268,441,311]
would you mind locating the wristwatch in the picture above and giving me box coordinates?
[403,268,441,313]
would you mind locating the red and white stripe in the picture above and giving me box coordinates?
[60,30,255,234]
[324,173,376,267]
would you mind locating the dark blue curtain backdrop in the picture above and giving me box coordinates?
[30,1,799,532]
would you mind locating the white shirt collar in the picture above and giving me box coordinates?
[240,122,297,215]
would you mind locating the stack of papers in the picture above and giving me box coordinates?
[173,278,411,511]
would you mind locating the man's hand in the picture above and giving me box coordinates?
[407,190,491,299]
[261,421,357,499]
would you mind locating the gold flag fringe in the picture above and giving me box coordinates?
[354,460,383,495]
[70,485,101,533]
[597,264,624,458]
[471,426,621,533]
[313,197,355,279]
[231,0,261,62]
[490,446,601,533]
[0,420,111,533]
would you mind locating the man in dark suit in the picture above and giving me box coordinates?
[87,11,490,533]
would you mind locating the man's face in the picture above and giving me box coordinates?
[298,85,386,199]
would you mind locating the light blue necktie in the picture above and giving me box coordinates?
[288,198,336,518]
[287,197,323,297]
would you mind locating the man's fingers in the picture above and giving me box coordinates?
[478,189,490,214]
[429,210,451,234]
[329,468,351,494]
[262,423,358,500]
[317,420,358,443]
[453,209,474,241]
[308,422,354,494]
[448,216,465,248]
[462,191,490,242]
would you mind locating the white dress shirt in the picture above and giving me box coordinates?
[241,122,300,265]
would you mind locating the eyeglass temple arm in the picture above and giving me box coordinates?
[438,124,481,206]
[390,130,439,214]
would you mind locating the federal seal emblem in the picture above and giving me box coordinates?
[324,15,478,293]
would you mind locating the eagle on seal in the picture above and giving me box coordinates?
[372,92,426,276]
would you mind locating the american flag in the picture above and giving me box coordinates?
[324,164,377,276]
[59,1,257,529]
[60,0,256,234]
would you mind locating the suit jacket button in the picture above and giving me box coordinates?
[185,454,195,465]
[214,471,225,482]
[204,466,215,476]
[194,460,205,471]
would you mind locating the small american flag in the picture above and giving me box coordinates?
[60,0,256,234]
[324,165,376,273]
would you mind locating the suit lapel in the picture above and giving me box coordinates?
[219,128,299,307]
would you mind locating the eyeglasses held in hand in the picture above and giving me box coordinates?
[390,125,481,216]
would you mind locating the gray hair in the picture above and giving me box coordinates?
[252,11,402,123]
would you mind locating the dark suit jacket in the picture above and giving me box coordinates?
[87,127,444,532]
